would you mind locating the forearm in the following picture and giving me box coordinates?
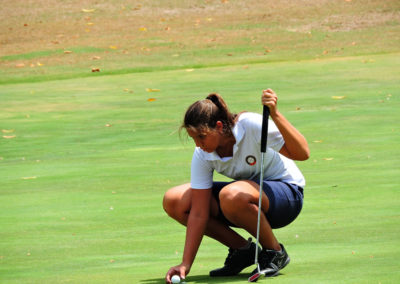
[181,209,209,268]
[271,110,310,161]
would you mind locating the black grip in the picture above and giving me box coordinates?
[260,105,270,153]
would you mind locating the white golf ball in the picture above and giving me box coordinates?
[171,275,181,284]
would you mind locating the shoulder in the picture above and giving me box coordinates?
[236,111,261,122]
[236,112,262,128]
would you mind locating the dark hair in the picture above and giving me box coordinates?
[181,93,236,135]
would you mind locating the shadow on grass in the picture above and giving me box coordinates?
[140,273,252,283]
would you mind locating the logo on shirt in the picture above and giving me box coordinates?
[245,155,257,166]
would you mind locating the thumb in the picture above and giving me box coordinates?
[179,267,186,280]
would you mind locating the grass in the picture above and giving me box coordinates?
[1,0,399,83]
[1,53,399,283]
[1,0,400,283]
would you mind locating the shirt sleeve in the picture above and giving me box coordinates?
[190,149,214,189]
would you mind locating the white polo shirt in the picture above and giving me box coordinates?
[190,112,305,189]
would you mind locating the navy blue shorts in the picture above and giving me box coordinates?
[212,180,304,229]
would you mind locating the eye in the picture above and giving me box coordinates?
[198,134,205,139]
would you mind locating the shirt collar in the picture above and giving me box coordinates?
[201,122,245,161]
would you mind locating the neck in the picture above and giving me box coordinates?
[216,133,236,158]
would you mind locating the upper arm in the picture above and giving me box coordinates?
[279,144,291,159]
[190,188,212,218]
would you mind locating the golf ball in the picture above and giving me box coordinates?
[171,275,181,284]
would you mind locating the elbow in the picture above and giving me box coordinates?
[298,147,310,161]
[291,147,310,161]
[299,150,310,161]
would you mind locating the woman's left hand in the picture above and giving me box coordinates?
[261,89,278,116]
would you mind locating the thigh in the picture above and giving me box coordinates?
[163,183,220,218]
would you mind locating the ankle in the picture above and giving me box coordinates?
[262,243,281,252]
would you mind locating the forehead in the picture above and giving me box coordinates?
[186,127,211,138]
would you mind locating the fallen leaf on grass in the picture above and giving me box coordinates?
[64,50,73,54]
[146,88,160,92]
[331,96,346,100]
[15,63,25,68]
[91,68,100,72]
[139,27,147,32]
[22,176,37,180]
[2,129,14,133]
[105,124,112,127]
[109,45,118,49]
[313,140,323,143]
[185,69,194,72]
[3,135,16,139]
[82,8,96,13]
[323,158,334,161]
[147,98,156,102]
[92,56,101,60]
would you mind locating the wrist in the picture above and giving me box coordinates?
[269,109,280,120]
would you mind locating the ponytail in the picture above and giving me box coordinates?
[182,93,236,135]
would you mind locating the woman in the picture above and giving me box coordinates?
[163,89,309,283]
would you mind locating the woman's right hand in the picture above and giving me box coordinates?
[165,263,189,283]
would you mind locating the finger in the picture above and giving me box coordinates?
[263,88,274,94]
[179,267,187,280]
[165,268,176,283]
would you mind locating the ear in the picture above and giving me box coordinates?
[215,121,224,132]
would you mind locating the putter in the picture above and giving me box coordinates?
[248,104,269,283]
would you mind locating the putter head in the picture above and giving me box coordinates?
[248,264,263,282]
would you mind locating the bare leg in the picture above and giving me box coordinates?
[218,180,281,251]
[163,183,248,249]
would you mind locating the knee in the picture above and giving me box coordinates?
[162,184,191,221]
[163,188,178,217]
[219,183,252,217]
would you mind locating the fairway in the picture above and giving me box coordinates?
[1,1,400,283]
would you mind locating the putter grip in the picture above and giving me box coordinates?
[260,105,270,153]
